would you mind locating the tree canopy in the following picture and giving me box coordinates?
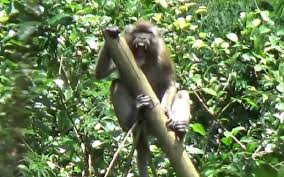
[0,0,284,177]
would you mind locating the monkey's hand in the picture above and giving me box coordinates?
[166,114,188,141]
[162,105,172,118]
[136,94,154,110]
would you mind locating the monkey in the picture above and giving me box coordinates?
[95,21,191,177]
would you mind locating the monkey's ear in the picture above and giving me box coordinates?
[124,24,134,34]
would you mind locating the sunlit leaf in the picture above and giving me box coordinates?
[276,103,284,111]
[226,33,238,42]
[221,42,229,49]
[152,13,163,22]
[190,123,206,136]
[254,64,263,72]
[173,17,190,30]
[195,6,207,14]
[260,11,270,22]
[91,140,103,149]
[276,83,284,93]
[0,10,9,23]
[155,0,168,8]
[185,145,204,154]
[199,32,207,39]
[252,18,261,27]
[192,39,206,49]
[85,37,98,50]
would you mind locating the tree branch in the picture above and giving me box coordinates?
[102,27,199,177]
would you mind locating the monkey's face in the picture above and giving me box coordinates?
[125,22,161,66]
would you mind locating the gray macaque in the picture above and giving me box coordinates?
[95,21,191,177]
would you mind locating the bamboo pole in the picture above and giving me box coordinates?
[102,27,199,177]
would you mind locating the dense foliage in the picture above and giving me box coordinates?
[1,0,284,176]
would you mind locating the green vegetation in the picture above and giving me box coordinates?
[1,0,284,176]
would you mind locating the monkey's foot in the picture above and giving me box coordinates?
[136,94,154,110]
[166,119,188,140]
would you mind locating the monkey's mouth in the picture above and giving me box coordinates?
[135,42,148,50]
[134,42,148,59]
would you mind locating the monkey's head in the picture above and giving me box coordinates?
[124,21,163,66]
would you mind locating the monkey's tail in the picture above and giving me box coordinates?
[136,133,149,177]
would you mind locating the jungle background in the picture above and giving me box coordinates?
[1,0,284,176]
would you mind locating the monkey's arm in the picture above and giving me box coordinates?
[160,80,177,115]
[95,42,116,80]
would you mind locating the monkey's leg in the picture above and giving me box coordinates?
[110,79,138,131]
[166,90,191,140]
[110,80,153,177]
[136,133,150,177]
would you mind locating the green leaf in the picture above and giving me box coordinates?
[173,17,190,30]
[231,126,245,136]
[199,32,207,39]
[185,145,204,154]
[276,83,284,93]
[202,88,217,96]
[254,35,265,52]
[64,87,73,100]
[221,136,233,146]
[18,21,40,41]
[85,37,98,50]
[152,13,163,22]
[0,10,9,23]
[279,63,284,78]
[277,28,284,36]
[190,123,206,136]
[278,166,284,177]
[276,103,284,111]
[255,164,277,177]
[259,25,271,34]
[243,98,258,108]
[48,14,73,26]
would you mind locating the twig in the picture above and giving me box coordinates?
[216,100,235,117]
[253,0,260,11]
[58,55,63,75]
[88,154,93,176]
[222,72,232,91]
[104,122,138,177]
[192,89,215,117]
[123,125,142,177]
[22,138,34,153]
[192,89,246,150]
